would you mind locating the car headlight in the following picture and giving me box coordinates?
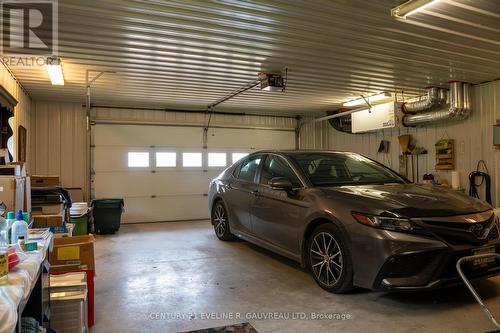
[352,212,418,232]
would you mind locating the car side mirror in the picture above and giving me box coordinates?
[269,177,293,190]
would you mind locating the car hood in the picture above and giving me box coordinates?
[321,183,491,218]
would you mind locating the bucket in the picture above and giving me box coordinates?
[70,214,88,236]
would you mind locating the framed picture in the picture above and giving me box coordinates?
[18,125,26,162]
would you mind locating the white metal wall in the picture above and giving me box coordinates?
[302,80,500,207]
[299,119,329,150]
[31,101,87,191]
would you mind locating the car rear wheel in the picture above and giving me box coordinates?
[307,224,354,293]
[212,201,235,241]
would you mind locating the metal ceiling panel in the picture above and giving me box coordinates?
[6,0,500,114]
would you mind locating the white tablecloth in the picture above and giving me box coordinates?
[0,235,53,333]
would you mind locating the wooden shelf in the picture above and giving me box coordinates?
[436,164,454,170]
[435,139,454,171]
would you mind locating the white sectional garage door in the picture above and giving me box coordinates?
[92,124,295,223]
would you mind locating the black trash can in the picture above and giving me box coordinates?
[91,199,124,234]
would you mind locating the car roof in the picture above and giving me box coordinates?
[247,150,353,156]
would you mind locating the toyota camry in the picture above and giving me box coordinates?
[208,151,500,293]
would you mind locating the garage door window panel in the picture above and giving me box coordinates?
[128,152,150,168]
[208,152,227,167]
[232,152,249,164]
[183,152,203,167]
[156,152,176,167]
[260,155,301,188]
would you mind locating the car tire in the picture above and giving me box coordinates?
[212,201,236,241]
[306,223,354,293]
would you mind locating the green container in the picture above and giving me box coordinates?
[91,199,124,234]
[71,214,88,236]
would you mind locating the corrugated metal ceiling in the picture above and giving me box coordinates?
[7,0,500,114]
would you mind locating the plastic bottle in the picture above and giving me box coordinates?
[18,235,25,252]
[10,210,28,246]
[0,217,8,285]
[5,212,15,244]
[0,216,7,245]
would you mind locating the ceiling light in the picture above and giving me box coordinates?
[46,58,64,85]
[342,92,392,107]
[391,0,441,19]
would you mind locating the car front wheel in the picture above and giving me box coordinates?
[212,201,235,241]
[307,224,354,293]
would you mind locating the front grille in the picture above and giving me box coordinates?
[424,220,490,230]
[420,215,497,245]
[488,225,500,241]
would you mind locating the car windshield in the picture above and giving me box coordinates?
[289,152,407,187]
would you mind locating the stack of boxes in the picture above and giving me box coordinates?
[50,235,96,328]
[36,176,96,328]
[31,175,71,235]
[50,271,89,333]
[0,163,31,214]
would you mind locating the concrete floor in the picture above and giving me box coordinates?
[92,221,500,333]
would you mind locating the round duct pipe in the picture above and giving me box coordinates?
[403,82,471,126]
[326,108,353,133]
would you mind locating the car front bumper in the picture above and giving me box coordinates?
[373,243,500,291]
[350,226,500,291]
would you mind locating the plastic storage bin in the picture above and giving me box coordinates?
[70,214,88,236]
[50,290,88,333]
[50,271,88,333]
[90,199,124,234]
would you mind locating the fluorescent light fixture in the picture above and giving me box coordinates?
[351,102,396,133]
[391,0,441,18]
[342,92,392,107]
[46,58,64,85]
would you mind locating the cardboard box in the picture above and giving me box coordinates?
[50,235,95,271]
[0,176,25,212]
[0,164,26,177]
[32,203,65,215]
[33,212,64,227]
[67,188,84,202]
[33,215,47,227]
[47,214,65,226]
[31,175,60,188]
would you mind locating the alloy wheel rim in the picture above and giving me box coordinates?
[310,232,343,287]
[214,204,227,237]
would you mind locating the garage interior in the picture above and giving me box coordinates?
[1,0,500,332]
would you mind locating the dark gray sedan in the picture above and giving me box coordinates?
[208,150,500,293]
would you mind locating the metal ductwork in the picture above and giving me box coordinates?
[326,108,353,133]
[403,82,472,127]
[402,87,447,113]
